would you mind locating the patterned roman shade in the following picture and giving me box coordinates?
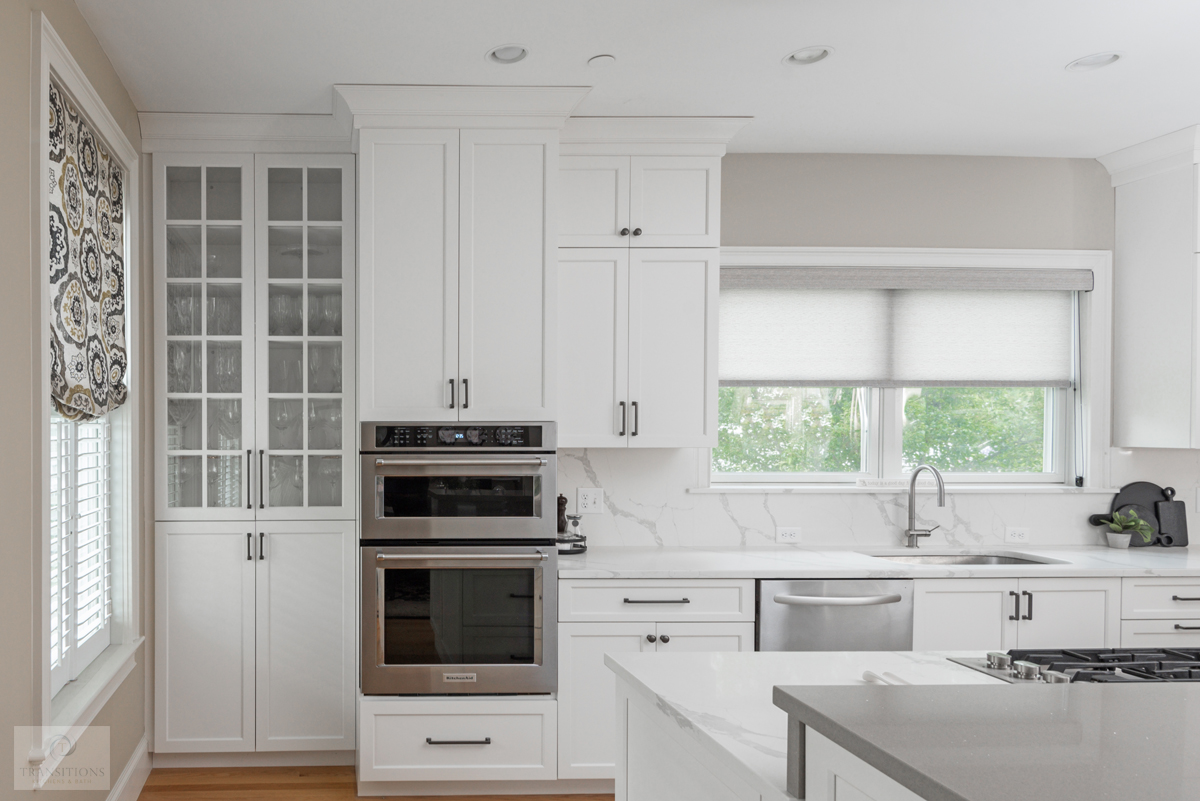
[47,78,127,421]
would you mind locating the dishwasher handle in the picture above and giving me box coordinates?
[773,593,903,607]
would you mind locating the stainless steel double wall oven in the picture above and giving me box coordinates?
[360,422,557,695]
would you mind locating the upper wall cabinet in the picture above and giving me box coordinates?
[1099,128,1200,448]
[358,128,557,422]
[559,156,720,248]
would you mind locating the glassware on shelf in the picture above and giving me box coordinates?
[269,455,304,507]
[268,285,303,336]
[307,227,341,278]
[167,399,201,449]
[308,343,342,393]
[167,341,202,393]
[207,342,242,393]
[307,286,342,336]
[308,455,341,506]
[206,226,241,278]
[268,226,303,279]
[206,455,242,507]
[167,226,201,278]
[307,169,342,221]
[206,167,241,220]
[206,284,242,336]
[269,399,303,449]
[207,398,241,450]
[269,342,303,393]
[166,167,201,220]
[268,168,303,221]
[167,454,202,507]
[167,284,201,336]
[308,399,342,450]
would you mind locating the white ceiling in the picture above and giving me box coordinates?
[76,0,1200,157]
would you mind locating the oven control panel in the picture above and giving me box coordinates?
[371,424,546,449]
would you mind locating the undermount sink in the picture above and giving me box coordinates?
[871,553,1052,566]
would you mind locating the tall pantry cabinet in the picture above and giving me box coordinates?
[153,152,357,753]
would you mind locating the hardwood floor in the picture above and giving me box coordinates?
[137,766,614,801]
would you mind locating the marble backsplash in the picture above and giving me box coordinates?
[557,447,1200,549]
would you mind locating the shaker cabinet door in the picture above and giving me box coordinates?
[912,578,1019,652]
[358,129,460,422]
[629,156,720,248]
[1014,578,1121,650]
[557,249,630,447]
[559,155,631,248]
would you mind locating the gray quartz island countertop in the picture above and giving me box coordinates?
[559,545,1200,578]
[773,683,1200,801]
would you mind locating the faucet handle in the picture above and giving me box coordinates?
[927,524,940,534]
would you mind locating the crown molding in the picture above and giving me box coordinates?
[1097,125,1200,186]
[138,112,353,153]
[333,84,591,130]
[559,116,752,156]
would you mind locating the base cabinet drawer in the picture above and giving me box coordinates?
[1121,577,1200,619]
[559,579,754,622]
[359,697,556,782]
[1121,619,1200,648]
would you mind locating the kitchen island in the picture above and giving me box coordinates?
[603,651,1002,801]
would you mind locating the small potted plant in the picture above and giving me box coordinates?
[1105,509,1154,548]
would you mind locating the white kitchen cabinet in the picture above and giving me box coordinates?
[557,248,719,448]
[155,153,356,519]
[913,577,1120,652]
[1099,127,1200,447]
[358,127,556,422]
[559,578,756,622]
[559,156,720,248]
[805,729,923,801]
[558,614,753,780]
[155,520,357,753]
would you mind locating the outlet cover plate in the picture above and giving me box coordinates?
[1005,526,1031,544]
[577,488,604,514]
[776,526,801,544]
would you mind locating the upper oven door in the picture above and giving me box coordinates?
[361,453,557,540]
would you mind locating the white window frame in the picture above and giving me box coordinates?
[31,13,143,778]
[708,247,1113,491]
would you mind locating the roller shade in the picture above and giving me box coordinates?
[719,267,1082,388]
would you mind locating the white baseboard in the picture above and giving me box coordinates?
[108,735,151,801]
[152,749,355,768]
[357,778,614,796]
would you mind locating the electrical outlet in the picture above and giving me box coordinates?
[1005,526,1031,544]
[776,526,801,544]
[577,488,604,514]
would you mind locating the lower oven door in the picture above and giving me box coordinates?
[361,545,558,695]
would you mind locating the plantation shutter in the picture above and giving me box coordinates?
[718,266,1090,388]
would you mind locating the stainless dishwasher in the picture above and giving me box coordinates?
[757,579,913,651]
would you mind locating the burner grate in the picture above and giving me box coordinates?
[1006,648,1200,683]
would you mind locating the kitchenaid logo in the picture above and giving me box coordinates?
[443,673,477,683]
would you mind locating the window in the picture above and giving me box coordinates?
[715,263,1091,485]
[49,413,114,697]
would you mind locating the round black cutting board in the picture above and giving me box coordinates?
[1110,482,1168,547]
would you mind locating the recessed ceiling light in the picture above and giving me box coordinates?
[782,46,833,66]
[587,54,616,68]
[487,44,528,64]
[1065,52,1122,72]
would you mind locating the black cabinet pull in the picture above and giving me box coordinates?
[618,401,627,436]
[620,228,630,236]
[246,532,252,561]
[426,737,491,746]
[1021,590,1033,621]
[631,401,639,436]
[1009,591,1020,621]
[659,634,670,643]
[259,532,265,560]
[646,634,657,643]
[448,378,455,409]
[509,654,534,661]
[624,598,689,604]
[246,449,252,509]
[258,450,265,509]
[508,593,533,599]
[1175,624,1200,630]
[1173,596,1200,602]
[463,378,469,409]
[632,227,642,236]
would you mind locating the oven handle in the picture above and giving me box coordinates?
[376,552,549,562]
[374,457,548,468]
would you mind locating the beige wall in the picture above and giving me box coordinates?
[721,153,1114,250]
[0,3,143,799]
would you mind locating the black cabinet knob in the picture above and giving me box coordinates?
[620,228,630,236]
[659,634,670,643]
[646,634,657,643]
[632,228,642,236]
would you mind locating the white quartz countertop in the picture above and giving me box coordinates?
[559,545,1200,579]
[604,650,1003,801]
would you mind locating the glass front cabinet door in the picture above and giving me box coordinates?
[154,154,355,521]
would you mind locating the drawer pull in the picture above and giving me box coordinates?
[624,598,690,604]
[426,737,491,746]
[774,593,902,607]
[1172,596,1200,602]
[1175,625,1200,631]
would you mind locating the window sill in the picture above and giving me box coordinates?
[50,637,143,730]
[690,484,1120,495]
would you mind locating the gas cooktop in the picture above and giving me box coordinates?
[951,648,1200,683]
